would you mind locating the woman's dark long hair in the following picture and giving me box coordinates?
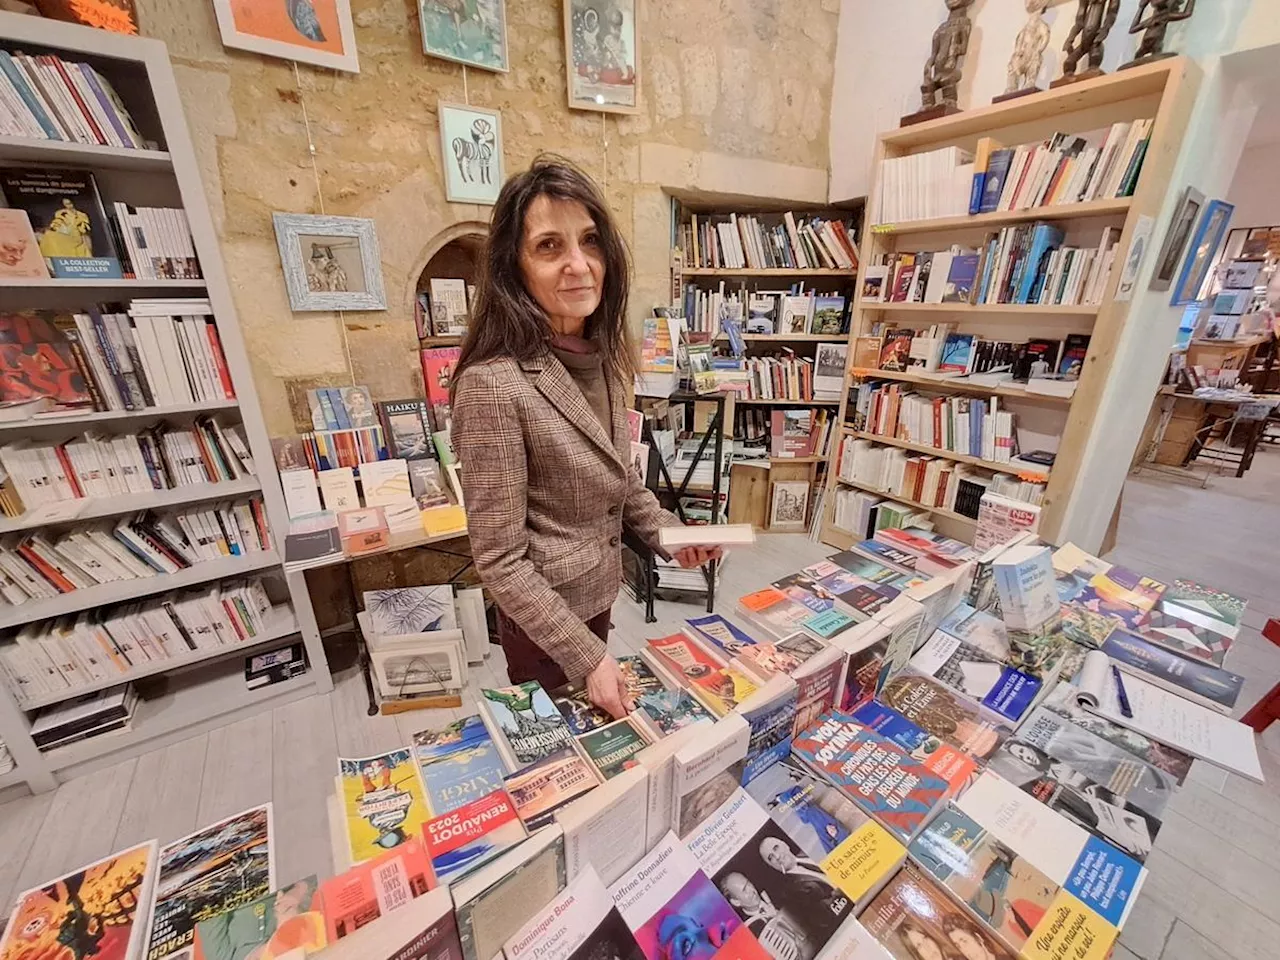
[453,155,636,389]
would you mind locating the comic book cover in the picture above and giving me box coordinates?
[861,864,1017,960]
[339,750,432,864]
[192,875,326,960]
[1,841,158,960]
[551,682,616,736]
[146,805,275,960]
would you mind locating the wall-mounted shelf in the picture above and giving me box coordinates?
[863,302,1100,317]
[848,368,1074,405]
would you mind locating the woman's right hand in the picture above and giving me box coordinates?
[585,654,634,719]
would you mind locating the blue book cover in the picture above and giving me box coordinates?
[939,333,976,373]
[969,171,987,216]
[742,688,798,784]
[979,149,1014,213]
[853,540,916,570]
[1016,224,1064,303]
[969,399,985,457]
[50,257,122,279]
[326,387,353,429]
[1102,631,1244,711]
[850,701,936,754]
[316,390,341,430]
[1062,836,1146,926]
[804,608,855,638]
[686,614,759,657]
[942,254,980,303]
[418,738,508,815]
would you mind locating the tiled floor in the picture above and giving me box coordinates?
[0,452,1277,960]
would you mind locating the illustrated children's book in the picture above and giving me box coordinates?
[338,750,432,864]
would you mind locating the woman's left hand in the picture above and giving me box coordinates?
[672,545,723,568]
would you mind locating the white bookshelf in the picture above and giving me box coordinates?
[0,14,329,794]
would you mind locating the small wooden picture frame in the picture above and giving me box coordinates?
[768,480,810,532]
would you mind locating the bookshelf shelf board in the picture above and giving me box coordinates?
[681,268,856,277]
[0,551,282,630]
[419,335,463,345]
[865,302,1100,317]
[842,428,1051,480]
[16,605,298,711]
[0,477,262,535]
[771,455,827,464]
[714,334,849,343]
[870,199,1132,236]
[835,475,978,526]
[735,398,842,406]
[0,400,241,434]
[0,135,173,170]
[44,668,316,773]
[880,58,1175,149]
[848,368,1074,405]
[0,277,207,289]
[0,765,22,790]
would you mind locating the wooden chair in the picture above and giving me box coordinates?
[1241,619,1280,732]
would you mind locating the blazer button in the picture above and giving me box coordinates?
[608,505,619,517]
[609,535,619,547]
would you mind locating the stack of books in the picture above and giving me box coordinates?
[876,145,975,223]
[680,211,858,271]
[0,50,148,148]
[0,576,279,705]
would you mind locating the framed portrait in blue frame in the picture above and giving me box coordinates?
[1171,199,1235,306]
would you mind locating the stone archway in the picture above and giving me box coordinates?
[404,220,489,334]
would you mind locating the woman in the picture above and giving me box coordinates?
[452,156,718,719]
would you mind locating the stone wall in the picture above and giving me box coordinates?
[135,0,840,434]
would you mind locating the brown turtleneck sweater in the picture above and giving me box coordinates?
[549,334,613,440]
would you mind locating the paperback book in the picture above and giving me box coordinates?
[907,629,1041,723]
[314,886,460,960]
[848,701,978,797]
[687,790,854,960]
[637,688,715,736]
[338,750,432,864]
[737,587,815,640]
[316,838,435,941]
[685,614,761,658]
[503,748,600,828]
[413,716,508,816]
[505,868,644,960]
[791,712,948,844]
[577,716,651,779]
[672,713,751,839]
[861,864,1016,960]
[192,875,326,960]
[739,675,799,784]
[877,674,1013,761]
[480,681,574,769]
[422,789,527,883]
[744,759,907,908]
[1101,630,1244,714]
[557,766,652,887]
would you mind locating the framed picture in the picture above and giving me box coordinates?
[211,0,359,73]
[1171,199,1235,306]
[272,213,387,312]
[438,101,505,205]
[563,0,640,114]
[369,638,466,698]
[768,480,810,532]
[419,0,508,72]
[1150,186,1205,292]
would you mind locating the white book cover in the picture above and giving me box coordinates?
[363,584,457,635]
[633,719,715,850]
[817,917,895,960]
[280,468,323,519]
[317,467,359,512]
[557,766,651,887]
[672,712,750,839]
[506,867,640,960]
[360,458,412,507]
[991,543,1057,630]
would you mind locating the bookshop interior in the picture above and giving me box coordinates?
[4,3,1280,960]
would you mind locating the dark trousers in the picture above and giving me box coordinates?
[497,606,611,688]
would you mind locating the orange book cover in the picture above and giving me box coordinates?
[318,836,435,942]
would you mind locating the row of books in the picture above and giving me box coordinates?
[0,416,254,517]
[0,577,277,706]
[110,202,202,281]
[683,283,848,338]
[709,352,842,402]
[680,211,859,271]
[414,277,472,338]
[0,498,272,607]
[858,326,1089,386]
[0,51,147,148]
[851,382,1031,466]
[768,408,835,459]
[862,226,1116,308]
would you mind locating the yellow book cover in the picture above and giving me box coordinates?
[821,819,907,903]
[1019,890,1116,960]
[338,749,431,865]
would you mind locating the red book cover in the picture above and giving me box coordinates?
[53,444,84,498]
[45,55,107,144]
[16,540,76,592]
[420,347,461,429]
[0,312,93,406]
[422,790,526,883]
[203,321,237,399]
[317,836,435,941]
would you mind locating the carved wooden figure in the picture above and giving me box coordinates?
[1001,0,1051,99]
[1122,0,1196,68]
[1056,0,1121,86]
[921,0,975,111]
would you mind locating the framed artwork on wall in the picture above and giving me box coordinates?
[563,0,639,114]
[438,101,504,205]
[211,0,359,73]
[419,0,508,72]
[272,213,387,312]
[1150,186,1205,292]
[1171,199,1235,306]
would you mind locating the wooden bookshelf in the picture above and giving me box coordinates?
[0,14,328,794]
[736,398,841,407]
[820,59,1199,550]
[834,475,977,526]
[714,333,849,342]
[842,428,1049,480]
[682,268,856,277]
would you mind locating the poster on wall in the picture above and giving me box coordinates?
[211,0,359,73]
[563,0,639,114]
[419,0,508,72]
[438,101,505,205]
[272,213,387,311]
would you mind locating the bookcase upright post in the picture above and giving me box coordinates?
[0,13,329,793]
[820,59,1201,552]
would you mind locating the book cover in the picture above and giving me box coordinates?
[638,688,715,736]
[848,701,978,797]
[1102,630,1244,713]
[148,804,275,960]
[578,716,651,779]
[378,399,434,460]
[193,876,326,960]
[909,806,1060,955]
[552,682,617,736]
[908,630,1041,723]
[339,750,432,864]
[791,712,948,844]
[849,540,917,572]
[980,149,1015,213]
[686,615,761,658]
[811,296,846,335]
[942,255,980,303]
[803,608,855,639]
[687,790,853,960]
[1161,578,1247,632]
[609,833,770,960]
[1133,606,1231,665]
[481,681,574,767]
[791,651,845,735]
[649,634,758,716]
[1015,706,1178,817]
[0,209,49,278]
[557,767,651,887]
[955,772,1147,930]
[453,829,566,960]
[413,717,508,816]
[673,714,751,839]
[0,841,158,960]
[506,868,644,960]
[738,588,813,640]
[364,585,457,636]
[504,748,599,828]
[420,347,461,428]
[423,789,527,883]
[877,674,1013,761]
[987,741,1162,861]
[0,310,93,406]
[619,656,667,698]
[1088,565,1165,614]
[862,863,1017,960]
[0,167,121,277]
[740,677,799,784]
[744,759,906,907]
[877,331,912,372]
[1058,333,1090,379]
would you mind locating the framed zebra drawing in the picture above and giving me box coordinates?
[438,101,505,205]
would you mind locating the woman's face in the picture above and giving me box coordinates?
[948,928,993,960]
[519,195,604,325]
[903,928,946,960]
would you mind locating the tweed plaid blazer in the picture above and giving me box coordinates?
[452,349,678,681]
